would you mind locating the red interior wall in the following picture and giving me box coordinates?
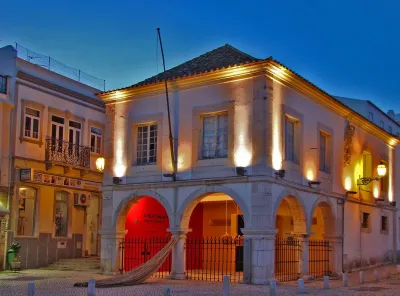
[187,203,204,269]
[125,197,170,238]
[123,197,204,272]
[124,197,170,271]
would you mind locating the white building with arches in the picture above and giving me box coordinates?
[98,44,398,284]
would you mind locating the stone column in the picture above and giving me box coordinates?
[323,233,343,276]
[242,229,277,285]
[167,228,190,280]
[295,233,311,279]
[99,229,126,275]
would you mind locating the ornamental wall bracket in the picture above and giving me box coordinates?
[344,123,355,166]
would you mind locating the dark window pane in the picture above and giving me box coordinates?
[52,115,65,124]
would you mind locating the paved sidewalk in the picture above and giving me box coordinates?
[0,264,399,295]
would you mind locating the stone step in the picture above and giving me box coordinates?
[45,257,100,271]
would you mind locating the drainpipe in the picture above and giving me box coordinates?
[341,198,345,273]
[3,102,15,270]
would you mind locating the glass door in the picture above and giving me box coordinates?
[51,115,64,152]
[68,120,81,156]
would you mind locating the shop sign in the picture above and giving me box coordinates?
[22,170,101,192]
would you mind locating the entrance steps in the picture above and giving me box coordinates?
[45,257,100,271]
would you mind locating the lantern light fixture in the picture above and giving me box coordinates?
[95,157,105,172]
[357,161,387,186]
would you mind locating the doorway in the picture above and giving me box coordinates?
[85,195,99,256]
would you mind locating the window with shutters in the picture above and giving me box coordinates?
[285,116,298,163]
[136,124,158,165]
[319,131,330,173]
[201,114,228,159]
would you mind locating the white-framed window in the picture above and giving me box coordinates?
[0,75,7,94]
[136,124,158,165]
[319,131,330,173]
[90,127,102,154]
[201,113,228,159]
[285,116,298,163]
[388,126,393,134]
[24,107,40,140]
[68,120,81,147]
[17,187,37,236]
[54,191,69,237]
[368,112,374,122]
[380,120,384,129]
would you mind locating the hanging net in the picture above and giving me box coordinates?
[74,237,178,288]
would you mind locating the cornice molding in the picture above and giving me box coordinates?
[17,71,106,110]
[265,61,399,147]
[97,59,398,147]
[98,60,269,102]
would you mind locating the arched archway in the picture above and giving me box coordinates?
[178,185,250,230]
[176,186,250,283]
[308,197,336,278]
[113,190,173,234]
[113,191,173,275]
[309,198,336,239]
[273,194,307,282]
[274,195,308,237]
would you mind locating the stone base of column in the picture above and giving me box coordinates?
[241,229,277,285]
[166,273,186,280]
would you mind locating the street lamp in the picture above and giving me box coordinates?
[357,161,386,186]
[96,157,105,172]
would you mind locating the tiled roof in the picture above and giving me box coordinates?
[103,44,261,93]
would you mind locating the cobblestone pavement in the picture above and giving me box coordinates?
[0,265,400,295]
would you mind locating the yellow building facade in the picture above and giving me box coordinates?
[0,45,106,269]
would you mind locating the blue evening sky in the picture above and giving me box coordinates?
[1,0,399,112]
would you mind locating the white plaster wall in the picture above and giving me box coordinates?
[344,201,394,267]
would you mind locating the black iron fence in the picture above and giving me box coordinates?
[119,236,172,278]
[185,236,244,283]
[118,236,330,283]
[45,138,91,168]
[275,238,302,282]
[308,240,331,278]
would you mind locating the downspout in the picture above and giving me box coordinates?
[3,101,15,270]
[341,197,345,273]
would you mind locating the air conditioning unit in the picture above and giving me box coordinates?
[74,192,91,207]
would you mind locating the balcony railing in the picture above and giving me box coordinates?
[45,138,91,168]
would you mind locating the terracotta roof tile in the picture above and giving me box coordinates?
[102,44,260,94]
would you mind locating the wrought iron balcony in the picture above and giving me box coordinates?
[45,138,91,168]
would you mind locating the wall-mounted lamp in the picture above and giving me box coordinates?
[308,181,321,188]
[357,161,387,186]
[275,169,285,179]
[113,177,126,185]
[345,191,357,197]
[95,157,105,172]
[236,167,247,176]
